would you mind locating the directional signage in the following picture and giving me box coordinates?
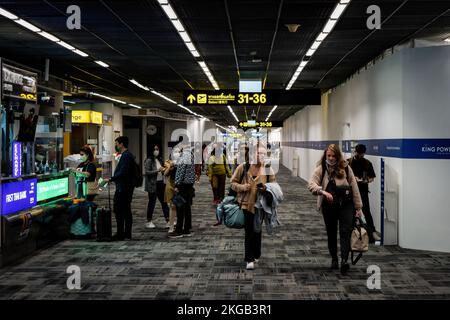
[238,121,283,129]
[183,89,321,106]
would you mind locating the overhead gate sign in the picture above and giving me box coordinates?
[183,89,321,106]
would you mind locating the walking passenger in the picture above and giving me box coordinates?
[230,144,276,270]
[308,144,363,274]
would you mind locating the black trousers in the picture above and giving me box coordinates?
[147,181,170,222]
[360,190,376,238]
[213,174,226,202]
[322,200,354,262]
[113,189,134,237]
[244,210,262,263]
[175,184,193,234]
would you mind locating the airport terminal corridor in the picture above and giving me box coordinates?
[1,165,449,300]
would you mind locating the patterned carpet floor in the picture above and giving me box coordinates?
[0,165,449,300]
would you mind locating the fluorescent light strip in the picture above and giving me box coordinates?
[56,41,75,50]
[190,50,200,57]
[285,1,351,90]
[63,100,76,104]
[179,31,191,42]
[157,0,169,4]
[73,49,89,57]
[306,49,316,57]
[38,31,60,42]
[323,19,338,33]
[90,92,126,104]
[171,19,185,32]
[128,104,142,109]
[15,19,41,32]
[316,32,329,42]
[2,7,91,59]
[185,42,196,51]
[330,3,348,20]
[0,7,18,19]
[95,61,109,68]
[130,79,150,91]
[227,105,239,122]
[161,4,177,19]
[151,90,177,104]
[311,41,321,50]
[265,105,278,121]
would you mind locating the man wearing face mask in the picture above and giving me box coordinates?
[103,136,136,241]
[348,144,380,243]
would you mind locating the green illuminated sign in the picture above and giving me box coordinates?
[37,177,69,202]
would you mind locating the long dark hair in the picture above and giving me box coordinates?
[80,145,94,162]
[318,144,346,178]
[150,144,162,162]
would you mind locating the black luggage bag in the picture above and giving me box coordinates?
[96,183,112,241]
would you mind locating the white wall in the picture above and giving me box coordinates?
[399,46,450,252]
[282,45,450,252]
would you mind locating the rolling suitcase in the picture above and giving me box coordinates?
[96,183,112,242]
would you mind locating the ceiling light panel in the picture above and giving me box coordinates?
[161,4,177,19]
[0,7,18,19]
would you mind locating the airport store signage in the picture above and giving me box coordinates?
[13,141,22,178]
[1,179,37,216]
[183,89,321,106]
[37,177,69,202]
[1,63,37,101]
[72,110,103,125]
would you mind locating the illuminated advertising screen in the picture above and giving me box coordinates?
[37,177,69,202]
[1,179,37,216]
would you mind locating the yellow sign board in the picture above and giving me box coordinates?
[90,111,103,125]
[72,110,103,125]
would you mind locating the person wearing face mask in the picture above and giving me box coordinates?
[230,143,276,271]
[103,136,136,241]
[144,145,169,229]
[75,145,98,202]
[308,144,363,275]
[348,144,379,243]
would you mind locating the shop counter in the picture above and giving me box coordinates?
[0,171,72,267]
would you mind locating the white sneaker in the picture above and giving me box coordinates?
[373,232,381,241]
[146,221,156,229]
[165,222,171,229]
[168,226,174,233]
[254,259,259,263]
[246,262,255,270]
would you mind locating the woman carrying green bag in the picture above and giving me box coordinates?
[230,144,276,271]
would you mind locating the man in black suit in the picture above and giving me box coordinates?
[105,136,136,240]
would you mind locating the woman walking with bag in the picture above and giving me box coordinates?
[230,144,276,270]
[308,144,363,275]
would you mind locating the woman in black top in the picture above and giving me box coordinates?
[75,145,98,201]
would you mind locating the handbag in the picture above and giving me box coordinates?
[222,199,245,229]
[350,217,369,265]
[228,163,247,197]
[87,180,99,195]
[172,194,186,208]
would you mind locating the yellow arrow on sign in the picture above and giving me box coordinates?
[187,94,196,103]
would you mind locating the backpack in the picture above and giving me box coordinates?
[131,156,143,188]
